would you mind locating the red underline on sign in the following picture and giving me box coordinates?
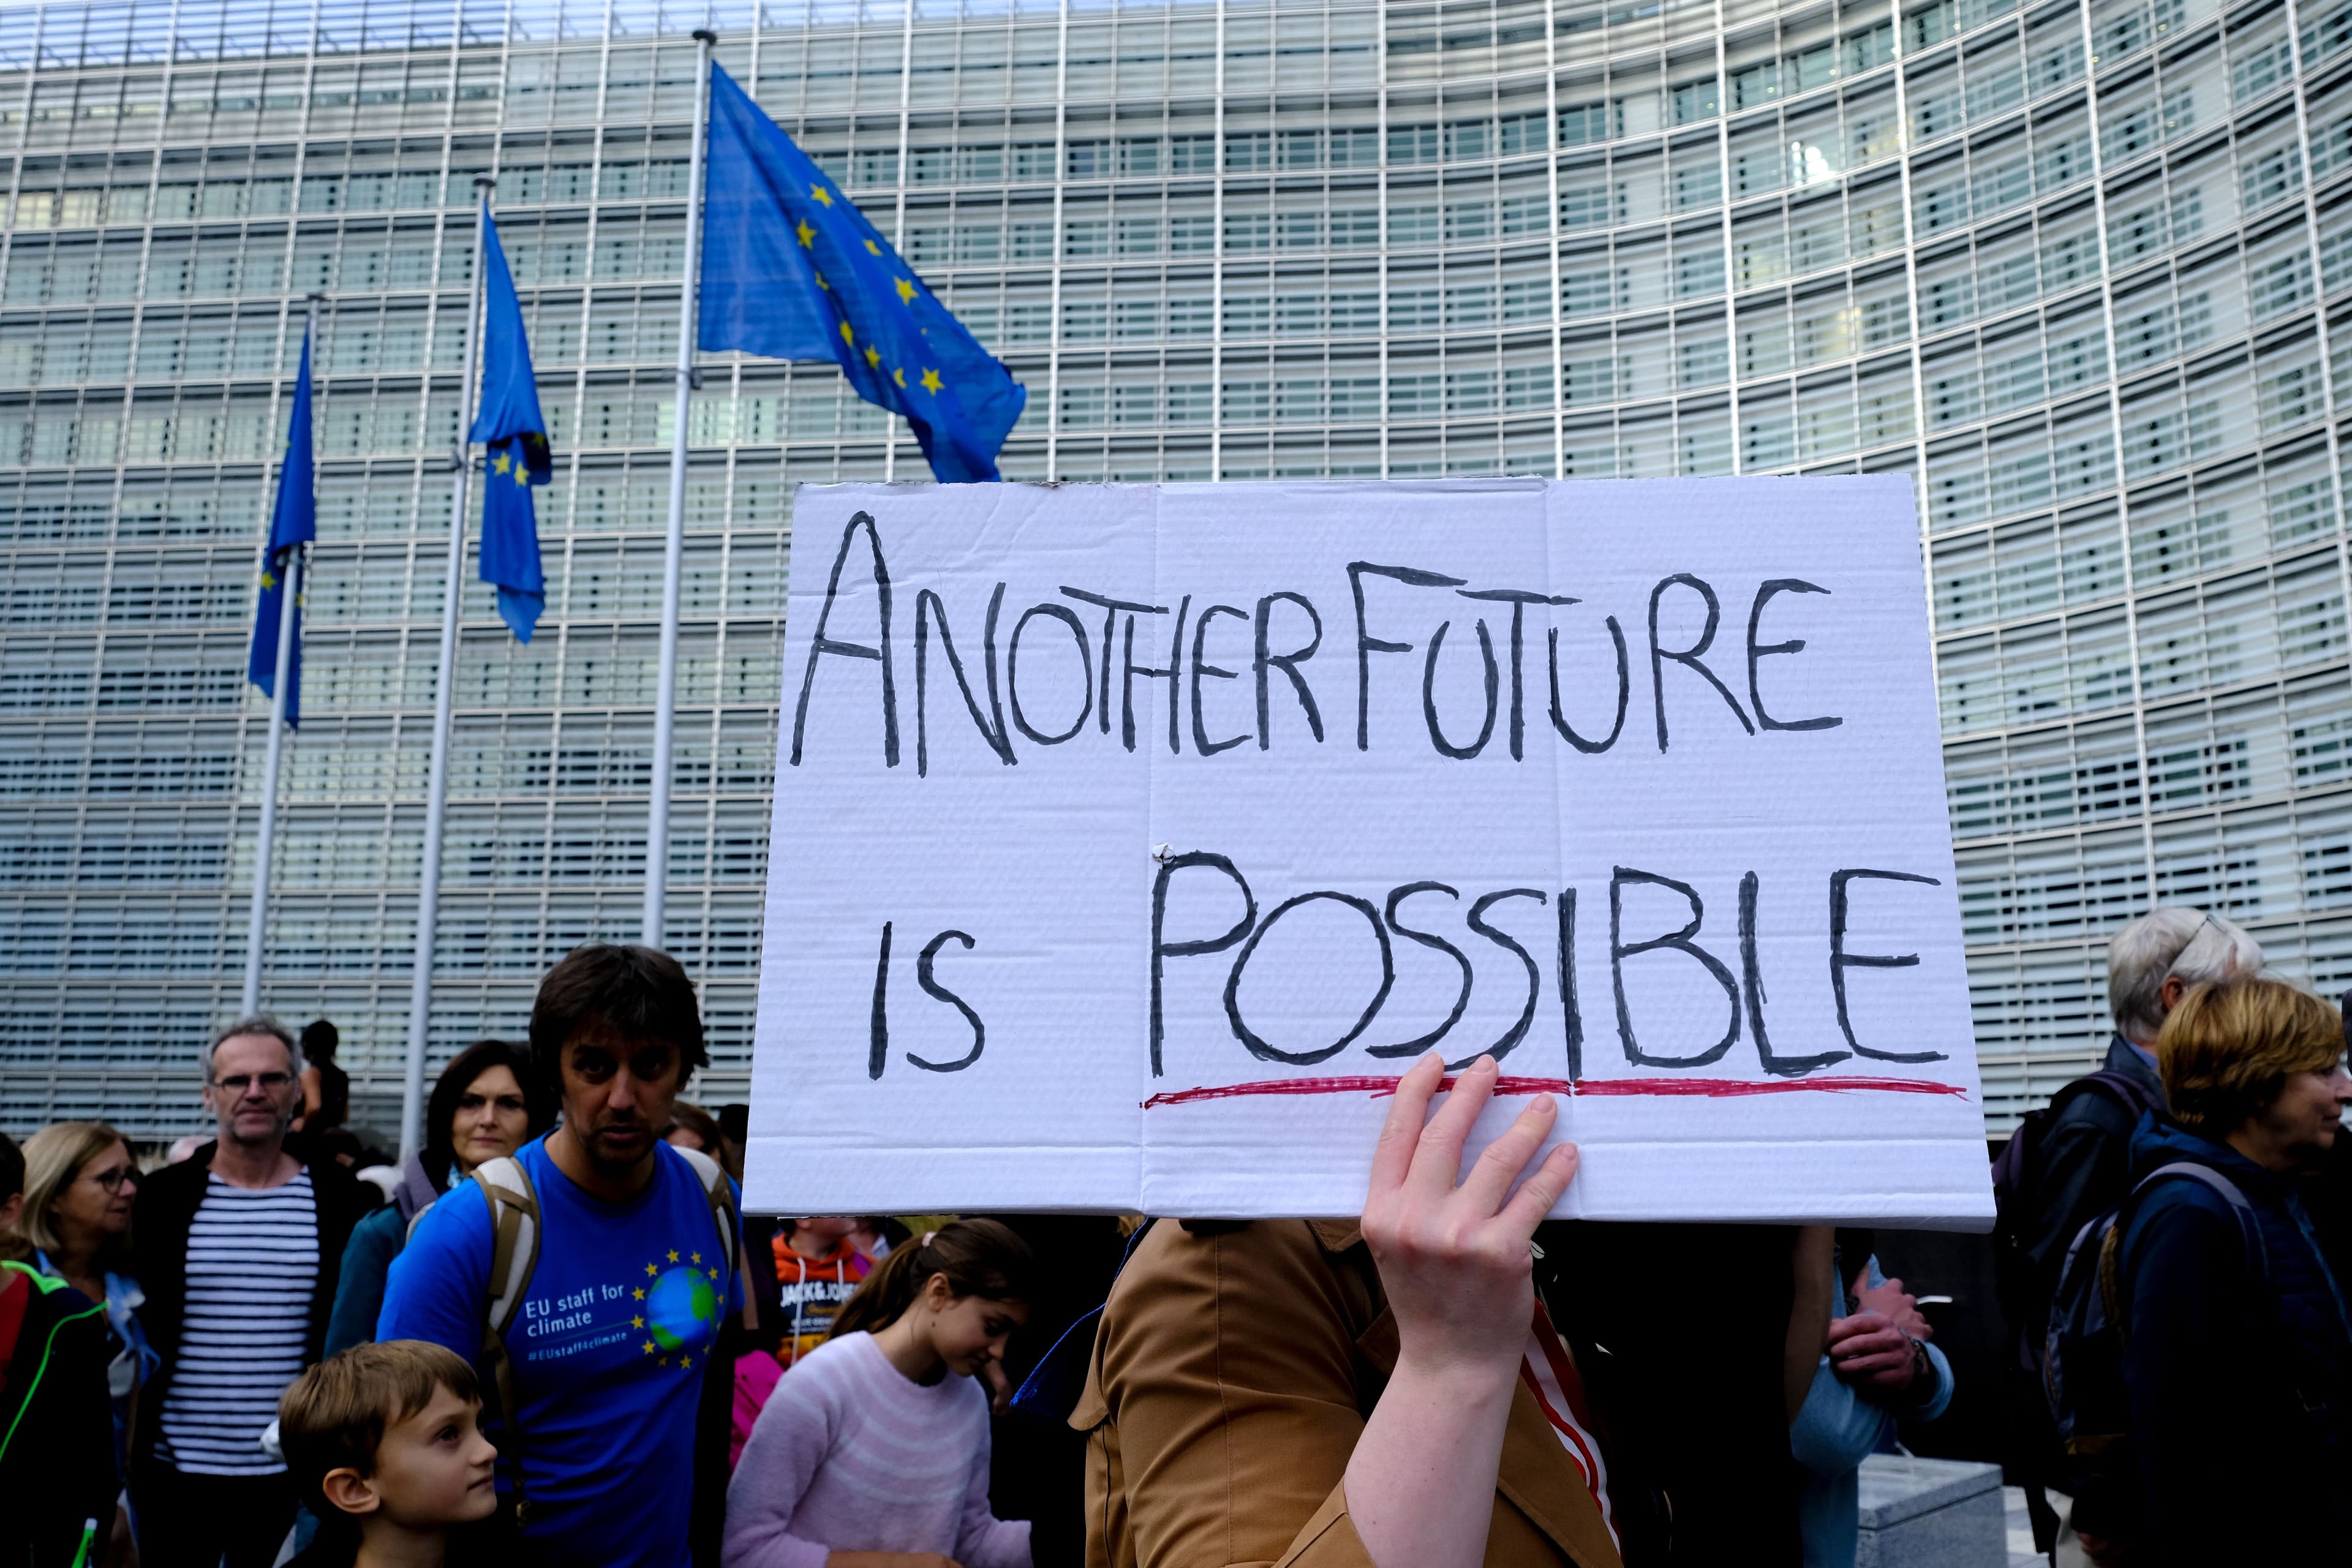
[1139,1074,1970,1109]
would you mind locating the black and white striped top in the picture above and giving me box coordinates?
[154,1169,318,1476]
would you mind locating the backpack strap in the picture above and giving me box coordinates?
[470,1155,541,1524]
[2101,1160,2267,1343]
[667,1145,739,1312]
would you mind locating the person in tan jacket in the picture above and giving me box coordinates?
[1074,1054,1616,1568]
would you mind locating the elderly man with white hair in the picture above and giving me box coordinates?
[2000,905,2261,1556]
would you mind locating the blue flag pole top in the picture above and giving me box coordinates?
[247,317,317,726]
[697,61,1024,481]
[470,208,551,642]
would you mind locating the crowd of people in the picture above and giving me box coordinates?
[1,910,2346,1568]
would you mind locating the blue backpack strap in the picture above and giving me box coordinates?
[1009,1219,1157,1423]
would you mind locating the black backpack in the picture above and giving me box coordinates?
[2040,1159,2265,1484]
[1990,1069,2165,1370]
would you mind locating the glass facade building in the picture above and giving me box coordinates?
[3,0,2351,1137]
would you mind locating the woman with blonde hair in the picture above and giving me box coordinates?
[2114,974,2352,1566]
[13,1120,157,1562]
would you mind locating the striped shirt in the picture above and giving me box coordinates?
[154,1170,318,1476]
[1523,1298,1618,1555]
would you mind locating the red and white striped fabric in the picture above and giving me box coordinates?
[1520,1298,1619,1553]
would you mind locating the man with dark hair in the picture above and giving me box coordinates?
[131,1016,377,1568]
[380,945,741,1568]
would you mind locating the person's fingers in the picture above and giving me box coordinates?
[1849,1264,1871,1297]
[1457,1090,1559,1215]
[1404,1054,1498,1199]
[1495,1140,1580,1234]
[1368,1052,1447,1198]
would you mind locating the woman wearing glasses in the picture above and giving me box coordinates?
[10,1121,160,1564]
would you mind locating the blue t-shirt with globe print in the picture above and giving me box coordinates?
[379,1134,741,1568]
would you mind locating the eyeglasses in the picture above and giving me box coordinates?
[210,1071,295,1095]
[2169,911,2218,971]
[88,1166,138,1191]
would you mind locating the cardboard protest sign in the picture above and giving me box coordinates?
[746,479,1994,1226]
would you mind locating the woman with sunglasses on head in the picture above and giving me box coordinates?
[324,1039,556,1354]
[10,1121,157,1566]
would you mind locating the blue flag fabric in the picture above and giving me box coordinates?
[247,322,316,726]
[469,209,549,643]
[698,62,1024,482]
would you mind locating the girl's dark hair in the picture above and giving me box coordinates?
[828,1218,1036,1341]
[422,1039,558,1190]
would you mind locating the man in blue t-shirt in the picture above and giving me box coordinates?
[380,946,742,1568]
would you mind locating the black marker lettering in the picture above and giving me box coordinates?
[1829,869,1948,1063]
[1254,591,1325,748]
[790,511,898,768]
[1747,579,1844,733]
[1224,891,1395,1065]
[1189,604,1252,756]
[867,920,892,1080]
[1740,871,1849,1077]
[1423,619,1499,760]
[1367,881,1472,1058]
[1610,867,1740,1067]
[1459,589,1575,760]
[1647,573,1754,753]
[1557,889,1582,1081]
[1008,602,1093,745]
[913,584,1014,777]
[907,930,986,1072]
[1464,888,1547,1067]
[1123,595,1191,755]
[1547,617,1630,754]
[1149,852,1257,1077]
[1060,586,1163,735]
[1351,562,1468,751]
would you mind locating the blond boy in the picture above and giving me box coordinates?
[278,1341,497,1568]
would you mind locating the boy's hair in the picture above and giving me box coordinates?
[2158,974,2344,1137]
[280,1341,481,1517]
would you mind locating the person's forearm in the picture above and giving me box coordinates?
[1785,1227,1835,1423]
[1344,1354,1520,1568]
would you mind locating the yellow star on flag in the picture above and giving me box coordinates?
[864,344,881,369]
[809,184,834,206]
[863,238,881,255]
[492,450,511,475]
[260,570,277,590]
[839,321,854,344]
[796,219,815,248]
[892,367,906,388]
[513,461,529,486]
[815,270,829,290]
[920,368,943,394]
[895,277,916,303]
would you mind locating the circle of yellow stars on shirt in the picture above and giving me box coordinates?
[794,183,948,407]
[638,1248,723,1370]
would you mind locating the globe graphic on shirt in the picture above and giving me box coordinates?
[646,1264,720,1352]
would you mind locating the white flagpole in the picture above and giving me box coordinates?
[643,28,717,949]
[401,177,494,1164]
[239,298,318,1017]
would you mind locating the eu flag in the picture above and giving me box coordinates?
[248,320,316,726]
[698,62,1024,482]
[470,209,549,643]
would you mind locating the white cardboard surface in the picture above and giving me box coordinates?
[746,480,1994,1227]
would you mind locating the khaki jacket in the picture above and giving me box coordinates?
[1071,1218,1623,1568]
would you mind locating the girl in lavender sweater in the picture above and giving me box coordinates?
[723,1219,1038,1568]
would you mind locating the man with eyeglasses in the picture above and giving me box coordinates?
[130,1016,376,1568]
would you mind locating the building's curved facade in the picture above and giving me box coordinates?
[1,0,2348,1134]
